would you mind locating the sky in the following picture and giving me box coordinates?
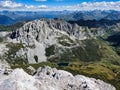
[0,0,120,11]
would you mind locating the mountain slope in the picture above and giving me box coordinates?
[61,10,120,21]
[0,19,120,89]
[7,19,92,64]
[0,15,15,25]
[6,19,120,64]
[104,11,120,20]
[0,66,116,90]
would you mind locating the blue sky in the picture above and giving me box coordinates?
[0,0,120,11]
[15,0,120,6]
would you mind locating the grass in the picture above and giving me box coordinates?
[0,22,24,32]
[72,39,102,61]
[45,45,55,56]
[10,60,120,90]
[5,38,120,90]
[5,43,28,64]
[0,37,3,42]
[57,61,120,90]
[58,35,75,46]
[11,61,58,74]
[6,43,24,56]
[56,38,120,63]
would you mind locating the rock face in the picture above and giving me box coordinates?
[9,19,93,64]
[0,69,44,90]
[11,19,89,44]
[0,66,116,90]
[0,60,10,74]
[35,66,116,90]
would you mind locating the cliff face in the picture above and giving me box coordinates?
[0,66,116,90]
[8,19,93,63]
[12,19,91,45]
[0,19,120,90]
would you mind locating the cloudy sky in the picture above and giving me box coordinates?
[0,0,120,11]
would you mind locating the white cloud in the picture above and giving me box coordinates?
[0,0,23,9]
[54,1,120,11]
[0,0,47,11]
[78,1,120,11]
[37,5,47,9]
[25,5,47,8]
[0,1,120,11]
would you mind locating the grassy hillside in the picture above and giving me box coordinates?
[11,61,120,90]
[10,38,120,90]
[0,22,25,32]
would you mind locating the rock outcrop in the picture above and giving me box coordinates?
[0,66,116,90]
[8,19,93,64]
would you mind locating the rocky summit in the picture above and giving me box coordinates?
[0,66,116,90]
[0,18,120,90]
[7,19,92,64]
[0,1,120,90]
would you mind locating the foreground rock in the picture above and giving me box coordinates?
[0,66,116,90]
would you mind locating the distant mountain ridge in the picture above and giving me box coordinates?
[68,19,120,28]
[104,11,120,20]
[0,10,120,25]
[0,10,72,25]
[0,15,15,25]
[61,10,120,21]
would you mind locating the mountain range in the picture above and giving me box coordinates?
[0,10,120,25]
[62,10,120,21]
[0,15,15,25]
[0,10,120,90]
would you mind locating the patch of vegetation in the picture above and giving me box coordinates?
[8,56,28,65]
[7,38,120,90]
[6,43,24,56]
[45,45,55,56]
[5,43,28,64]
[68,19,120,28]
[61,62,120,90]
[10,60,120,90]
[46,38,120,64]
[58,38,119,62]
[59,40,72,46]
[105,32,120,57]
[0,22,25,32]
[73,39,102,61]
[58,35,75,46]
[11,61,58,74]
[0,37,3,42]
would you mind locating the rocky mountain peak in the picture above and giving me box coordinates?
[0,66,116,90]
[11,19,91,46]
[8,19,93,63]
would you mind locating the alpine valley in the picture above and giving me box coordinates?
[0,10,120,90]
